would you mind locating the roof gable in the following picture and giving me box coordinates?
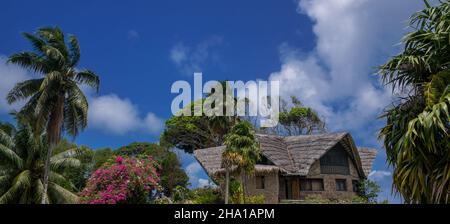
[194,132,377,178]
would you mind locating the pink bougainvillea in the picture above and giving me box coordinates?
[81,156,160,204]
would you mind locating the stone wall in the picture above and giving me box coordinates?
[241,171,279,204]
[300,157,360,200]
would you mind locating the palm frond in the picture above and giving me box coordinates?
[6,78,43,104]
[7,52,49,74]
[47,182,79,204]
[50,157,81,171]
[64,83,89,136]
[34,179,45,203]
[0,143,23,169]
[41,45,66,66]
[0,128,14,148]
[68,35,80,67]
[49,171,76,191]
[75,70,100,92]
[0,170,31,204]
[22,32,46,53]
[51,148,79,160]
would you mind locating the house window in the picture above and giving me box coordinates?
[256,176,265,189]
[300,179,324,191]
[352,180,360,192]
[335,179,347,191]
[320,144,350,175]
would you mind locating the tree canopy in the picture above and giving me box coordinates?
[379,0,450,204]
[0,116,80,203]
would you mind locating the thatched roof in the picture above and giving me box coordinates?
[194,132,377,179]
[357,147,378,176]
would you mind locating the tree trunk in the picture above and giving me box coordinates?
[242,170,247,204]
[225,168,230,204]
[41,95,64,204]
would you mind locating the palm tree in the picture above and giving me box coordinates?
[6,27,100,203]
[0,116,80,204]
[222,121,260,204]
[378,0,450,204]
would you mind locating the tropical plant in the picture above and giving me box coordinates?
[114,142,188,196]
[80,156,160,204]
[378,0,450,204]
[357,180,381,204]
[0,116,80,204]
[222,121,260,204]
[52,140,94,192]
[92,147,114,170]
[161,82,239,154]
[6,27,100,203]
[170,186,222,204]
[260,96,325,135]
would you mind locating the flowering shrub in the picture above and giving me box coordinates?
[81,156,160,204]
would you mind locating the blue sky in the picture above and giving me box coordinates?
[0,0,426,202]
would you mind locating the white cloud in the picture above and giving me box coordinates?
[88,94,141,134]
[184,161,216,188]
[88,94,164,135]
[369,170,392,181]
[144,112,164,135]
[0,55,164,136]
[185,161,202,188]
[0,55,31,113]
[268,0,423,202]
[170,44,188,65]
[170,36,223,75]
[185,162,202,176]
[269,0,422,133]
[198,178,216,188]
[127,29,140,40]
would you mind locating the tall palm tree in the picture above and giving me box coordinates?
[379,0,450,204]
[6,27,99,203]
[222,121,260,204]
[0,115,80,204]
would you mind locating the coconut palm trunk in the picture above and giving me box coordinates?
[225,168,230,204]
[6,27,100,204]
[242,170,247,204]
[41,94,64,204]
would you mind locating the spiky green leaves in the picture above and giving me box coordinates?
[378,1,450,204]
[0,118,81,204]
[7,27,100,140]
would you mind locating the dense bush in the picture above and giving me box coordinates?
[80,156,160,204]
[245,195,266,204]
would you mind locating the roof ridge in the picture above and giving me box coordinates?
[281,137,297,172]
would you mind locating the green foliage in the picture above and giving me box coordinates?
[357,180,381,203]
[302,195,335,204]
[188,187,223,204]
[299,195,368,204]
[161,102,238,153]
[0,117,79,203]
[378,0,450,204]
[245,195,265,204]
[166,186,222,204]
[222,121,260,204]
[92,148,114,170]
[161,81,240,154]
[53,140,94,192]
[229,179,244,204]
[264,96,325,136]
[114,142,188,196]
[223,121,260,172]
[7,27,100,139]
[7,27,100,203]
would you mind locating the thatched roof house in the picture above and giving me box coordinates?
[194,132,377,203]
